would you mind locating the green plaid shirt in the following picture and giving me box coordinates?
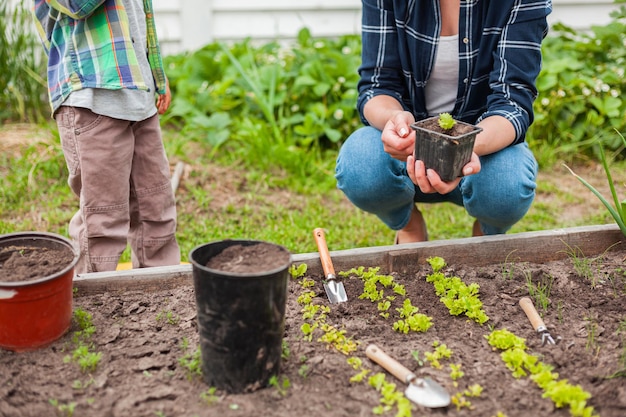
[33,0,167,114]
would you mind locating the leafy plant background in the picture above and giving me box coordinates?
[2,3,626,255]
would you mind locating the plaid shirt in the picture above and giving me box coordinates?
[358,0,552,144]
[32,0,167,114]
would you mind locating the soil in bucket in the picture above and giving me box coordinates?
[0,244,75,282]
[0,232,79,352]
[190,240,292,394]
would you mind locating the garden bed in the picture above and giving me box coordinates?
[1,225,625,417]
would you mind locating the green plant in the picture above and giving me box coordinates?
[501,250,521,280]
[424,341,452,369]
[156,310,180,325]
[449,363,465,381]
[584,313,600,354]
[486,329,598,417]
[179,346,202,380]
[392,298,433,334]
[451,384,483,410]
[268,375,291,397]
[426,257,490,324]
[289,263,308,279]
[525,272,554,313]
[438,112,456,130]
[49,399,77,417]
[0,2,48,123]
[368,373,413,417]
[66,344,102,373]
[528,6,626,166]
[64,309,102,373]
[282,340,291,360]
[565,131,626,237]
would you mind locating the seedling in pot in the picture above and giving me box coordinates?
[438,112,456,130]
[411,114,482,181]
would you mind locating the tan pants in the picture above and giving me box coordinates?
[55,107,181,273]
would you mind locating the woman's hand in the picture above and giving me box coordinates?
[407,152,481,194]
[381,111,416,161]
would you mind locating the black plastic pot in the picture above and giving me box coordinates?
[411,116,482,182]
[189,239,292,393]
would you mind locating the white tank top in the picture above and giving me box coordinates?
[425,35,459,116]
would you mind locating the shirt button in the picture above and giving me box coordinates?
[463,38,469,44]
[463,78,468,84]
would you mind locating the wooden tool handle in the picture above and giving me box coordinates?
[519,297,546,331]
[366,344,413,384]
[313,228,335,277]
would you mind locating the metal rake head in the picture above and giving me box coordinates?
[539,330,562,346]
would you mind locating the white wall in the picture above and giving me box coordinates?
[10,0,621,56]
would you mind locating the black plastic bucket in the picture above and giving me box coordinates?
[189,239,292,393]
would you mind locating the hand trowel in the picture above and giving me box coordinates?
[365,344,450,408]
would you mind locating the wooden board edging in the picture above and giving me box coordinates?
[73,224,624,296]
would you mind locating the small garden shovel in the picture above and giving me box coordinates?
[366,344,450,408]
[313,228,347,304]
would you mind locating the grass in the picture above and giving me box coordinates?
[1,122,625,261]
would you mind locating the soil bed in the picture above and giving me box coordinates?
[1,243,625,417]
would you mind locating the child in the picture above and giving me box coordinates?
[32,0,181,273]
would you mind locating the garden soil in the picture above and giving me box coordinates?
[1,247,625,417]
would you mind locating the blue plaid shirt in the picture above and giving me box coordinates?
[358,0,552,144]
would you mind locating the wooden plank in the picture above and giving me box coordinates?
[73,224,624,296]
[74,265,192,296]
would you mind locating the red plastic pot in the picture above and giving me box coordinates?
[0,232,79,352]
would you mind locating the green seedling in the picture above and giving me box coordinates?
[66,345,101,373]
[282,340,290,360]
[156,310,179,325]
[268,375,291,397]
[347,356,370,383]
[449,363,465,381]
[298,364,311,379]
[346,266,433,333]
[584,313,600,354]
[368,373,412,417]
[317,323,358,355]
[451,392,472,410]
[179,346,202,380]
[289,263,307,279]
[426,257,489,324]
[451,384,482,410]
[411,350,424,367]
[64,308,102,374]
[525,272,554,313]
[200,387,220,405]
[392,298,433,334]
[487,329,598,417]
[501,250,520,280]
[49,399,77,417]
[424,341,452,369]
[564,131,626,237]
[438,112,456,130]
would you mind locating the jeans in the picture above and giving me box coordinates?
[335,126,538,235]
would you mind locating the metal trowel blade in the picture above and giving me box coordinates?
[405,377,451,408]
[323,279,347,304]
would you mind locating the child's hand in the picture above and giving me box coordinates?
[157,81,171,114]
